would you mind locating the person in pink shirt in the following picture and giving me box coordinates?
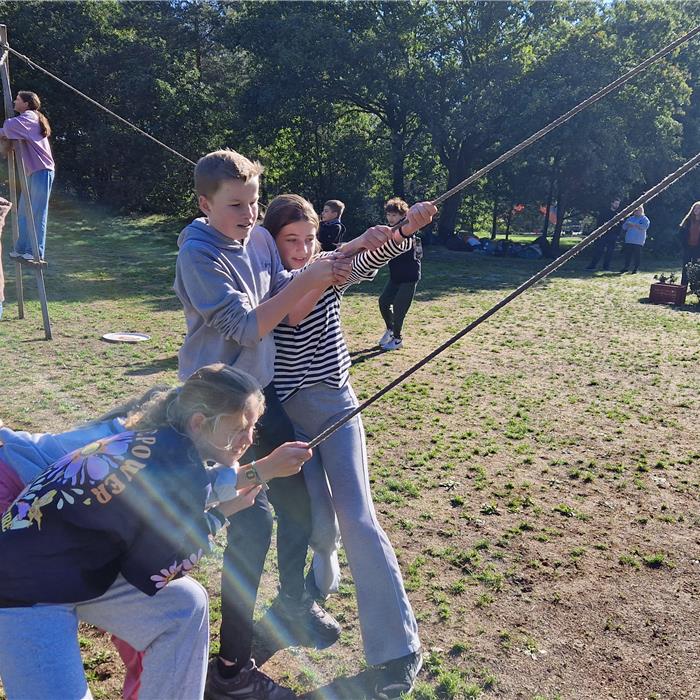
[0,91,55,261]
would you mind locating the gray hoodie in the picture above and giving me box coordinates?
[174,219,291,385]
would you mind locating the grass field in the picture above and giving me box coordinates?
[1,195,699,700]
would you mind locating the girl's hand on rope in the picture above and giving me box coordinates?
[340,226,392,256]
[218,484,263,517]
[303,255,347,289]
[330,253,352,285]
[255,441,313,481]
[393,201,438,241]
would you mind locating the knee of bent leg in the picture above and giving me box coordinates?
[167,577,209,622]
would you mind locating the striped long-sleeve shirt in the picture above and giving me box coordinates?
[274,236,413,402]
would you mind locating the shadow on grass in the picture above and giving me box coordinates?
[124,355,179,376]
[349,346,386,366]
[300,669,374,700]
[637,296,700,312]
[1,193,187,306]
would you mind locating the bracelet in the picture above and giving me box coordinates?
[244,460,269,491]
[398,225,414,239]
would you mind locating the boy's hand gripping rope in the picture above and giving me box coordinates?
[308,150,700,449]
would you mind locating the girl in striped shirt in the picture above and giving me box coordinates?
[262,194,435,700]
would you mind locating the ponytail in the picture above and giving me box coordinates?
[18,91,51,138]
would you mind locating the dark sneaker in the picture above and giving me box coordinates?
[257,591,341,651]
[372,650,423,700]
[204,658,296,700]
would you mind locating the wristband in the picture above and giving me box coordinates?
[398,225,414,239]
[244,460,269,491]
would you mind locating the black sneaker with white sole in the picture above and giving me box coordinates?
[204,658,296,700]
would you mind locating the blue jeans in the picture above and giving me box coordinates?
[16,168,54,258]
[283,381,421,665]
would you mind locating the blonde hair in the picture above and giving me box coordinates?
[18,91,51,138]
[680,201,700,228]
[125,364,264,432]
[194,149,264,198]
[263,193,320,238]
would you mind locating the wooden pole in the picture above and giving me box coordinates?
[0,27,23,318]
[0,25,52,339]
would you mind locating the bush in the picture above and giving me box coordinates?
[686,262,700,304]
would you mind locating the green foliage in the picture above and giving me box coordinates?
[686,261,700,302]
[1,1,699,240]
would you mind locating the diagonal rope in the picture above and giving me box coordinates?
[0,42,196,166]
[309,150,700,448]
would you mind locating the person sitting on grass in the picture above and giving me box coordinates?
[0,364,313,700]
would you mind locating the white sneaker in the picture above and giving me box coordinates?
[381,336,403,351]
[378,329,394,346]
[8,250,21,259]
[21,252,36,261]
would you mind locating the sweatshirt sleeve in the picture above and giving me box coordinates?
[2,113,38,141]
[339,237,413,291]
[176,243,261,348]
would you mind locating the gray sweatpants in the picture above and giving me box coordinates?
[0,575,209,700]
[284,381,420,665]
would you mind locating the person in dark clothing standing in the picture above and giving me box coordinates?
[586,197,622,271]
[378,197,423,351]
[318,199,346,252]
[678,201,700,285]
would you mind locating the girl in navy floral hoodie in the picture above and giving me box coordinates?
[0,364,311,700]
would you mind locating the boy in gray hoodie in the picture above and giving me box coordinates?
[174,149,348,700]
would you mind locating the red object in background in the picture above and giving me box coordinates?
[512,203,525,213]
[649,282,687,305]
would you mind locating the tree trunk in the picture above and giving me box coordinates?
[437,194,462,243]
[550,185,564,255]
[390,129,405,198]
[542,175,555,239]
[505,204,513,240]
[491,197,498,239]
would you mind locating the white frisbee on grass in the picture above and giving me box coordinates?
[101,332,151,344]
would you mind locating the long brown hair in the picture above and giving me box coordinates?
[680,201,700,228]
[18,91,51,138]
[262,193,319,238]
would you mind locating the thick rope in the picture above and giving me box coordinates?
[0,42,196,166]
[309,150,700,448]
